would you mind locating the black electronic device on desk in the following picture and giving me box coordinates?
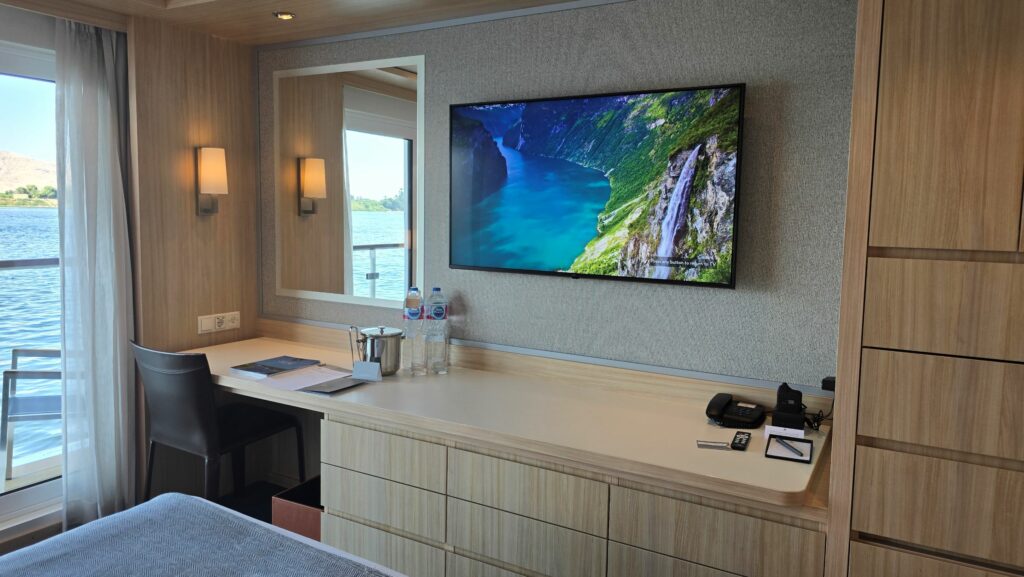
[705,393,766,429]
[772,382,806,430]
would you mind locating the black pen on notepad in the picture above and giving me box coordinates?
[777,438,804,457]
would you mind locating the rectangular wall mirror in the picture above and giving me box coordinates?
[273,57,424,307]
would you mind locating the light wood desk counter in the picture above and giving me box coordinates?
[192,337,829,513]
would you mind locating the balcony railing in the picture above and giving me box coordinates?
[0,257,62,489]
[353,243,404,299]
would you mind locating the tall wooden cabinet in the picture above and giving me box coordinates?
[868,0,1024,251]
[830,0,1024,576]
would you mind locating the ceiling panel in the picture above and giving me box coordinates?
[64,0,581,45]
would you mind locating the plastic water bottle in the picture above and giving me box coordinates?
[424,287,449,374]
[403,287,426,376]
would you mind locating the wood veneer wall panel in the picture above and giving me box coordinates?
[852,447,1024,568]
[276,73,346,294]
[129,17,257,351]
[859,349,1024,461]
[863,258,1024,361]
[868,0,1024,251]
[825,0,884,574]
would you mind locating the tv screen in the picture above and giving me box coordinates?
[449,84,743,287]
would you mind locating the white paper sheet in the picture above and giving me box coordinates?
[261,365,352,392]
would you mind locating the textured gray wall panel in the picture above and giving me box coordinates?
[259,0,857,387]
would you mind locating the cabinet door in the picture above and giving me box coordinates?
[869,0,1024,251]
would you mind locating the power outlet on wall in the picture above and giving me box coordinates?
[198,311,241,334]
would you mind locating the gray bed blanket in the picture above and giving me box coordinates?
[0,493,397,577]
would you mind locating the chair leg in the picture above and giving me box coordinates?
[144,441,157,501]
[231,448,245,495]
[4,423,13,482]
[294,424,306,484]
[203,457,220,501]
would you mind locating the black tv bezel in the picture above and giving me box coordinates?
[448,82,745,290]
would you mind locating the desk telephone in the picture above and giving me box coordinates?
[706,393,766,429]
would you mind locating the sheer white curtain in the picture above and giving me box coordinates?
[55,20,135,528]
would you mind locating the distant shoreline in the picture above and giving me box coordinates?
[0,199,58,208]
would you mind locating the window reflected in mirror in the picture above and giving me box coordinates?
[274,61,420,306]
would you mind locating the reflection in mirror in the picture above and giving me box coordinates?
[275,61,420,306]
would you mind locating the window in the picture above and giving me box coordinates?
[0,30,62,520]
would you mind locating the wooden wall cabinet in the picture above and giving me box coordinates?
[868,0,1024,251]
[832,0,1024,575]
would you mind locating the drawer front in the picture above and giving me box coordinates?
[447,448,609,536]
[859,349,1024,461]
[863,258,1024,361]
[322,464,445,542]
[321,419,446,492]
[446,553,525,577]
[853,447,1024,568]
[609,487,824,577]
[321,514,444,577]
[447,498,606,577]
[608,542,738,577]
[850,541,1005,577]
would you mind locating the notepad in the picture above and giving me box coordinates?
[259,365,351,392]
[764,435,813,463]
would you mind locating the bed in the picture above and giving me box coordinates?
[0,493,407,577]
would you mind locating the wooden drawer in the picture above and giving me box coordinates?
[608,542,737,577]
[446,498,606,577]
[850,541,1009,577]
[609,487,824,577]
[321,514,444,577]
[863,258,1024,361]
[446,553,525,577]
[446,448,609,536]
[322,464,445,542]
[853,447,1024,568]
[859,349,1024,461]
[321,419,446,492]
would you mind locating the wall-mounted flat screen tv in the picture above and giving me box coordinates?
[449,83,743,288]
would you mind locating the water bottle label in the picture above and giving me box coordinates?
[428,304,448,320]
[404,305,423,320]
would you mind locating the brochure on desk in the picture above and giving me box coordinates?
[231,356,320,378]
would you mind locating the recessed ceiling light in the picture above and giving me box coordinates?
[273,11,295,21]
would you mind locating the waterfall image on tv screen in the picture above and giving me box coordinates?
[449,84,743,287]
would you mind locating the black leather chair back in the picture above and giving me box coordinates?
[130,342,220,458]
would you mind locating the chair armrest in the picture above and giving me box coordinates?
[11,349,61,370]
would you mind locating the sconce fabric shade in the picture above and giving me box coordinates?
[299,157,327,199]
[197,147,229,196]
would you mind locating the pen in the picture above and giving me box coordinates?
[777,438,804,457]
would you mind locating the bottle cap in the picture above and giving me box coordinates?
[432,287,441,291]
[410,286,418,291]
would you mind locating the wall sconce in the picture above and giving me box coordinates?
[195,147,228,216]
[298,157,327,216]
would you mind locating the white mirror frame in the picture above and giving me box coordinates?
[272,55,425,309]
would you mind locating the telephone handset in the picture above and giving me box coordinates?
[706,393,766,429]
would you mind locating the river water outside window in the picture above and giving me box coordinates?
[0,73,62,494]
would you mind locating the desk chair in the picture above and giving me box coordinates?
[1,349,62,481]
[130,342,306,501]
